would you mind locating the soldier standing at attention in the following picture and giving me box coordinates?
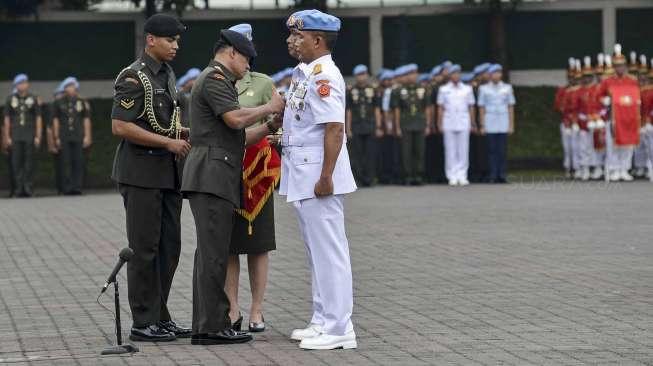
[377,69,396,184]
[111,14,192,342]
[52,77,92,195]
[3,73,42,197]
[392,63,430,185]
[346,64,382,186]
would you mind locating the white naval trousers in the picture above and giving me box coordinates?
[560,124,574,170]
[645,129,653,173]
[293,195,354,336]
[573,130,592,168]
[443,130,470,181]
[590,131,605,167]
[633,137,648,169]
[605,122,634,171]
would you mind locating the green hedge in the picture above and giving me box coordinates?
[0,86,560,190]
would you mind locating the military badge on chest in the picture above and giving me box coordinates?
[351,88,359,103]
[10,96,19,109]
[25,97,34,108]
[76,100,84,112]
[416,88,425,100]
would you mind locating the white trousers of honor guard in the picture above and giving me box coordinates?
[560,123,574,170]
[605,121,634,172]
[293,195,354,336]
[443,130,470,182]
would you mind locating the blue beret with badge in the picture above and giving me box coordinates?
[228,23,253,41]
[353,64,368,75]
[440,61,453,72]
[13,73,28,86]
[430,65,443,77]
[473,63,490,75]
[404,63,418,74]
[286,9,341,32]
[418,73,430,83]
[394,65,406,76]
[449,64,462,74]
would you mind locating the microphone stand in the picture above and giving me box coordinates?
[101,280,139,355]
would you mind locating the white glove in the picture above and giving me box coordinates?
[587,121,597,130]
[646,123,653,132]
[641,126,647,134]
[564,127,572,136]
[578,113,588,121]
[601,96,611,107]
[572,123,580,132]
[596,119,606,129]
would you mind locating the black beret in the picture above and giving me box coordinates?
[220,29,257,59]
[144,14,186,37]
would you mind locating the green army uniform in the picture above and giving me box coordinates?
[4,92,42,196]
[111,52,183,329]
[53,95,90,194]
[427,81,446,183]
[347,83,380,186]
[181,60,245,335]
[176,89,192,183]
[230,71,277,255]
[391,83,429,184]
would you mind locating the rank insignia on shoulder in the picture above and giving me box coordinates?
[120,98,135,109]
[315,79,330,85]
[318,84,331,98]
[312,64,322,75]
[212,73,225,80]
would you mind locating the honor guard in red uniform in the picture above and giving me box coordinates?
[639,57,653,181]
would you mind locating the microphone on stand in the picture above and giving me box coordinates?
[100,247,134,294]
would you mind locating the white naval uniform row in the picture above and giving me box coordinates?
[437,81,475,182]
[279,54,357,336]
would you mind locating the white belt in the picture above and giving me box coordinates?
[281,135,323,147]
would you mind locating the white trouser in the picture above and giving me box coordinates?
[633,137,648,169]
[443,130,470,181]
[574,130,592,168]
[605,122,634,171]
[293,195,354,336]
[646,129,653,171]
[560,124,574,170]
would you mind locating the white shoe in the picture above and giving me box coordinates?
[634,167,645,177]
[573,169,582,179]
[299,331,357,350]
[290,324,323,341]
[565,169,572,179]
[458,179,469,186]
[590,167,603,180]
[581,167,590,181]
[609,171,620,182]
[620,170,634,181]
[448,179,457,186]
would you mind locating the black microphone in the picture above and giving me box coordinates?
[100,248,134,294]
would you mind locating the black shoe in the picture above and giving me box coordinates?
[129,324,176,342]
[231,313,243,331]
[248,315,265,333]
[191,329,253,345]
[158,320,192,338]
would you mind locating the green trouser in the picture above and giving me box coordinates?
[351,133,377,185]
[401,130,424,182]
[10,140,34,196]
[61,140,84,194]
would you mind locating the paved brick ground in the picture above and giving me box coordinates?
[0,181,652,365]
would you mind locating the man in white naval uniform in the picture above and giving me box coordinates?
[280,9,357,350]
[437,64,476,186]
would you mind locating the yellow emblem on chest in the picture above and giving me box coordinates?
[246,90,254,97]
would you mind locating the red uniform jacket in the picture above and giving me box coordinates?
[596,75,641,146]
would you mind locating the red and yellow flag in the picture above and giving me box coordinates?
[236,138,281,235]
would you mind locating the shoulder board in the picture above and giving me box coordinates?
[249,71,272,82]
[211,72,226,81]
[312,64,322,75]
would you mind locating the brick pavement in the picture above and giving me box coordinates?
[0,181,652,365]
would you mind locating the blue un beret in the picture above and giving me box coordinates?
[404,63,418,74]
[13,73,28,86]
[353,64,368,75]
[380,70,394,81]
[394,65,406,76]
[488,63,503,73]
[177,67,201,88]
[61,76,79,90]
[473,63,489,75]
[418,73,430,83]
[430,65,443,77]
[286,9,341,32]
[228,23,253,41]
[449,64,462,74]
[461,73,474,83]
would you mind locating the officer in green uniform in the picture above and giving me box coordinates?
[225,23,277,334]
[392,64,430,185]
[3,74,42,197]
[346,64,382,186]
[181,29,284,345]
[52,77,92,195]
[111,14,191,342]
